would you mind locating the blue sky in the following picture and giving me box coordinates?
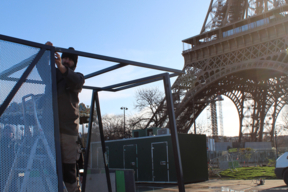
[2,0,273,136]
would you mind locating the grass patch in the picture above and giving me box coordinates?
[219,167,277,180]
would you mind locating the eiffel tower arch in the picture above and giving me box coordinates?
[154,0,288,142]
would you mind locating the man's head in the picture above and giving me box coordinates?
[3,125,14,138]
[61,47,78,70]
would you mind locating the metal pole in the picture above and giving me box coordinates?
[95,92,112,192]
[82,124,85,145]
[275,129,278,159]
[193,90,196,134]
[82,90,96,192]
[121,107,128,138]
[124,109,126,137]
[162,73,185,192]
[193,94,196,134]
[50,47,64,192]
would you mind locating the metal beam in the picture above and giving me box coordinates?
[0,49,45,117]
[0,77,43,84]
[0,54,35,80]
[50,46,64,192]
[95,92,112,192]
[82,90,96,192]
[0,34,53,49]
[162,73,185,192]
[55,47,184,75]
[102,73,175,90]
[82,85,104,91]
[84,63,127,79]
[113,73,178,92]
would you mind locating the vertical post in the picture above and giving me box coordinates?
[95,92,112,192]
[162,73,185,192]
[275,129,278,159]
[120,107,128,137]
[50,47,64,192]
[239,92,245,143]
[124,109,126,136]
[82,124,85,145]
[82,90,96,192]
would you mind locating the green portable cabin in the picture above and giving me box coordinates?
[132,127,161,137]
[91,133,208,184]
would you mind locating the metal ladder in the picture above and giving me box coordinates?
[3,94,66,192]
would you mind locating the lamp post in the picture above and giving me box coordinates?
[275,127,278,159]
[120,107,128,137]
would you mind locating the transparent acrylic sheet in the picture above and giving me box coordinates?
[0,50,58,192]
[85,100,108,192]
[0,40,40,106]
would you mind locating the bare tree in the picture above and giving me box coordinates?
[188,120,212,135]
[134,87,164,127]
[102,114,145,140]
[126,115,144,130]
[102,114,124,140]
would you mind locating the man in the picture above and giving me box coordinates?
[46,42,85,192]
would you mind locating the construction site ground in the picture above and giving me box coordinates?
[136,179,288,192]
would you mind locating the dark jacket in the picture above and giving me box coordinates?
[56,67,85,136]
[36,52,85,136]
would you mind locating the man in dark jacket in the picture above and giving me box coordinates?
[45,41,85,192]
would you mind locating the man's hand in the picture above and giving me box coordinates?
[54,52,62,68]
[55,52,67,74]
[45,41,67,74]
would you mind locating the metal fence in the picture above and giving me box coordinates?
[208,147,288,169]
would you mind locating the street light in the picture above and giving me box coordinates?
[120,107,128,137]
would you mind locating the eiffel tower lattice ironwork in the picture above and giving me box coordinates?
[149,0,288,142]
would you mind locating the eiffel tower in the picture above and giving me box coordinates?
[153,0,288,142]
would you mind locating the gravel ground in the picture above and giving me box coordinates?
[136,179,287,192]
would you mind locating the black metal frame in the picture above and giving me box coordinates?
[0,34,186,192]
[50,46,64,191]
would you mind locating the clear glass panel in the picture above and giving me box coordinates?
[0,49,58,192]
[85,98,109,192]
[0,40,40,106]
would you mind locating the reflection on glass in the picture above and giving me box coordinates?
[0,48,58,192]
[85,101,108,192]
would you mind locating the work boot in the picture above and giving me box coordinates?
[65,181,81,192]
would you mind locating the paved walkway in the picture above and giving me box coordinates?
[136,179,287,192]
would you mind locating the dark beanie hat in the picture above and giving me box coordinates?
[61,47,78,69]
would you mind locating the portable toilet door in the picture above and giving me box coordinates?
[123,144,138,181]
[151,141,169,182]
